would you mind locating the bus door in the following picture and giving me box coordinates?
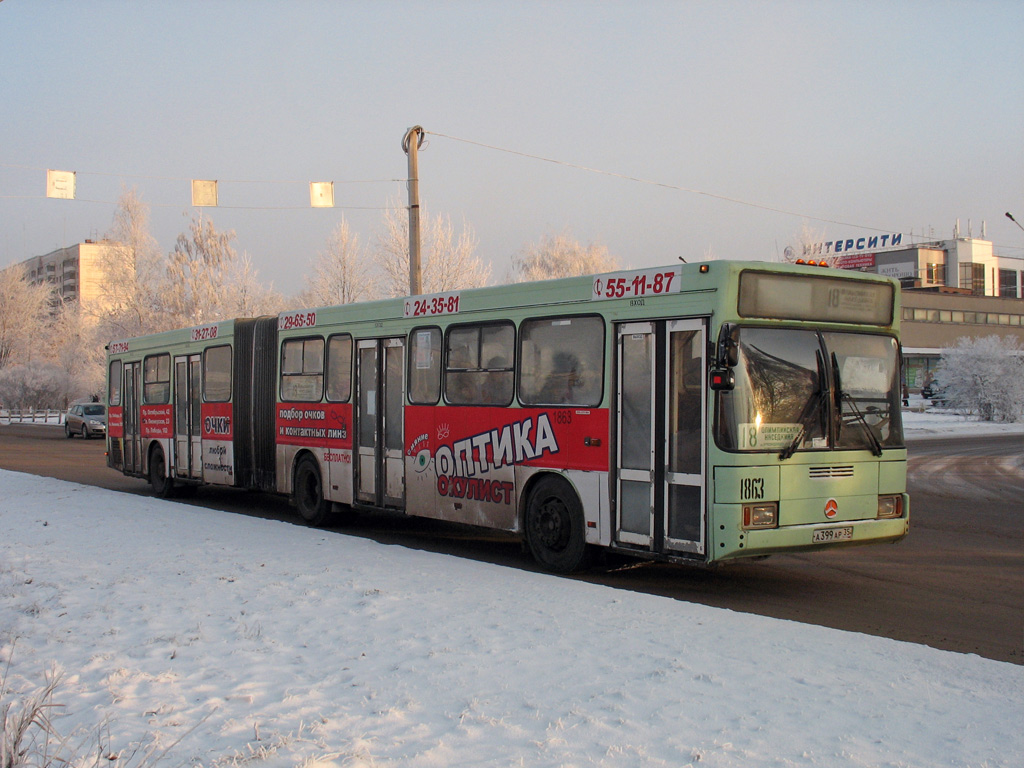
[173,354,202,479]
[122,361,142,475]
[355,337,406,509]
[616,319,706,555]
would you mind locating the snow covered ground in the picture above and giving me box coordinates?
[1,408,1022,767]
[901,402,1024,437]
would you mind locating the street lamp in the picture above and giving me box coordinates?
[1006,212,1024,233]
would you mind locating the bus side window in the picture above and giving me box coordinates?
[280,337,325,402]
[108,360,123,405]
[409,327,441,404]
[326,334,352,402]
[444,323,514,406]
[143,353,171,404]
[203,345,233,402]
[519,315,604,407]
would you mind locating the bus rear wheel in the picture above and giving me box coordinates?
[149,446,175,498]
[525,475,589,573]
[294,456,332,527]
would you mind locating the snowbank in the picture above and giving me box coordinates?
[1,469,1021,767]
[902,405,1024,438]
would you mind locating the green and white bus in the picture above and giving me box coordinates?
[106,260,908,572]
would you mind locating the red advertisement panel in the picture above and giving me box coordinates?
[405,406,610,475]
[201,402,234,440]
[107,406,124,438]
[140,404,173,439]
[838,253,876,269]
[276,403,352,449]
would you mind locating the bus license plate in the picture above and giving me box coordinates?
[813,526,853,543]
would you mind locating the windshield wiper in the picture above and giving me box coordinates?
[832,351,883,457]
[779,395,818,460]
[779,350,826,461]
[838,393,884,456]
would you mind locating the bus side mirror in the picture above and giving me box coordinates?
[716,323,739,368]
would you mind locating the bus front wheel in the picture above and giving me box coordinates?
[525,476,589,573]
[294,456,332,527]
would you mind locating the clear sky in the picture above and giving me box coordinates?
[2,0,1022,297]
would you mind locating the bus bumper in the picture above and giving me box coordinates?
[710,494,910,562]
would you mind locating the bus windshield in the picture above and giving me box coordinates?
[715,327,903,454]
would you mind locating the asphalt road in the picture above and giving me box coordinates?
[1,423,1021,664]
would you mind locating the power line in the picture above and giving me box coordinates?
[424,130,918,237]
[1,194,394,212]
[0,161,404,186]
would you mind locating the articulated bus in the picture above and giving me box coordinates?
[105,261,909,572]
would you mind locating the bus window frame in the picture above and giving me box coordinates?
[325,333,353,403]
[443,320,516,407]
[142,353,171,404]
[108,359,123,406]
[408,325,442,405]
[202,344,233,403]
[713,325,904,454]
[280,335,326,403]
[518,313,606,408]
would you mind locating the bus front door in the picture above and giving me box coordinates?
[173,354,202,479]
[356,337,406,509]
[616,319,706,556]
[122,361,142,475]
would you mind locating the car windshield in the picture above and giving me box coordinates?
[83,405,105,416]
[714,327,903,454]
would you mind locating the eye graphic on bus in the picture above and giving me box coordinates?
[414,449,431,472]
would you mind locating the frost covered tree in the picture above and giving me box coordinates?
[935,335,1024,422]
[165,213,240,326]
[96,187,166,338]
[781,222,836,265]
[509,232,619,283]
[223,253,286,318]
[0,360,72,410]
[0,263,53,369]
[375,203,490,297]
[300,219,380,306]
[47,301,106,403]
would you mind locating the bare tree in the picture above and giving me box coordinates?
[375,203,490,297]
[165,213,239,327]
[782,222,837,265]
[299,219,380,307]
[47,301,106,404]
[0,360,71,409]
[509,232,619,283]
[0,264,53,370]
[96,187,166,338]
[936,335,1024,422]
[224,253,286,318]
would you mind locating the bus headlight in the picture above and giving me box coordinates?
[877,495,902,519]
[743,503,778,529]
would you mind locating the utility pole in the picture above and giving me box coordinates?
[403,126,425,296]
